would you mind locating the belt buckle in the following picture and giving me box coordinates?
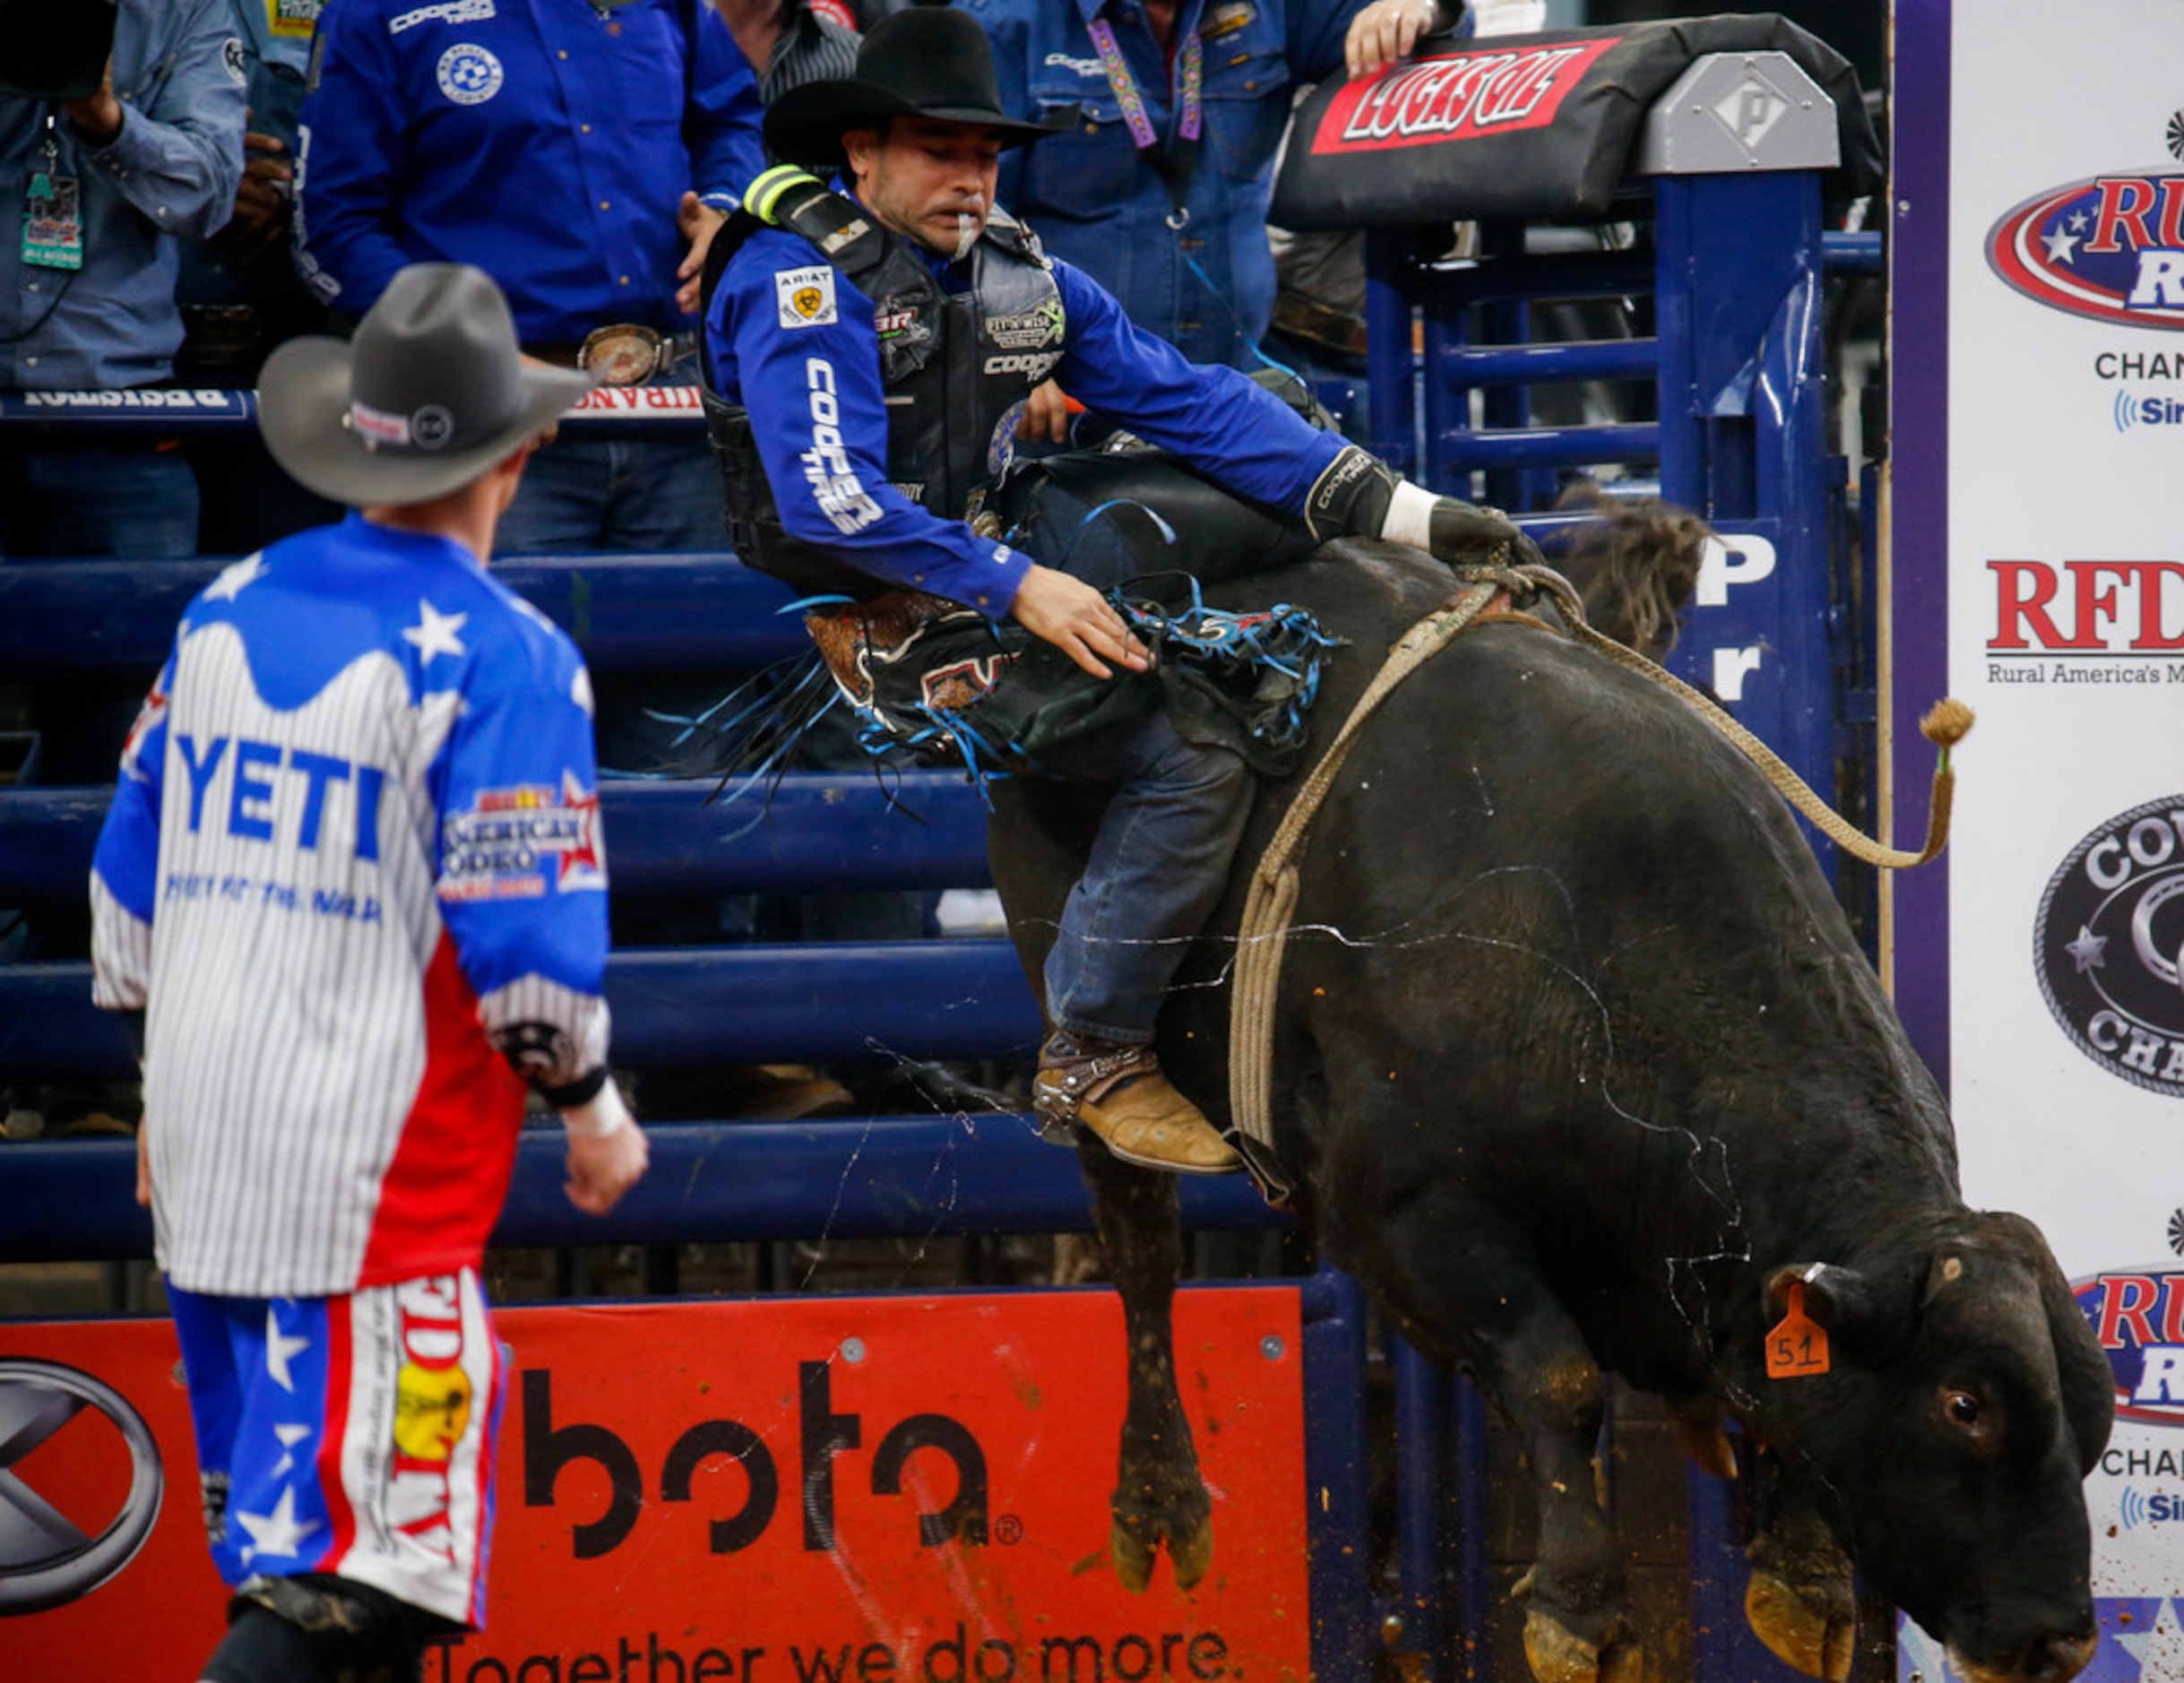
[578,323,668,387]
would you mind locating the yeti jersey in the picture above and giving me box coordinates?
[90,514,611,1299]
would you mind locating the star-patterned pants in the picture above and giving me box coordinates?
[168,1269,507,1627]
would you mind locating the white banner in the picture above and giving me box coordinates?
[1901,1,2184,1672]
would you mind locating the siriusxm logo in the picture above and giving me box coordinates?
[2114,392,2184,431]
[2119,1486,2184,1528]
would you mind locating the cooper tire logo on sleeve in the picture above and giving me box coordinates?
[0,1360,165,1615]
[2037,796,2184,1092]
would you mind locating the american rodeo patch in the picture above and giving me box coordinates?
[776,265,838,329]
[437,772,604,902]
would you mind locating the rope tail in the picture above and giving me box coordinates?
[1518,564,1972,869]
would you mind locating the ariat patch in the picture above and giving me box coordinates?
[776,265,837,328]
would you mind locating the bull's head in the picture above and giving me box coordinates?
[1755,1213,2113,1683]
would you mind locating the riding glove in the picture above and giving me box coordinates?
[1303,444,1529,565]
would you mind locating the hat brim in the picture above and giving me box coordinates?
[763,80,1073,173]
[258,337,592,507]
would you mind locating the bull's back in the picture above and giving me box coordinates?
[1171,548,1952,1333]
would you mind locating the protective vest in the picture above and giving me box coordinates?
[700,169,1066,599]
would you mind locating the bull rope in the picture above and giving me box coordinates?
[1228,558,1975,1154]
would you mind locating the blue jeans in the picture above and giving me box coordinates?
[0,446,199,557]
[1037,708,1252,1044]
[496,433,728,554]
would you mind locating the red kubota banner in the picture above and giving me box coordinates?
[3,1288,1309,1681]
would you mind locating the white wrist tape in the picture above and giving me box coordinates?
[561,1081,632,1141]
[1378,480,1441,552]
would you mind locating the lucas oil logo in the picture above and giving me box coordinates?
[2036,798,2184,1093]
[1311,38,1618,155]
[2076,1268,2184,1427]
[1988,175,2184,329]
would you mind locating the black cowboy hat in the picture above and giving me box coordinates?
[764,6,1072,172]
[0,0,117,100]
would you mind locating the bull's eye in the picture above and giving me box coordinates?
[1945,1390,1981,1427]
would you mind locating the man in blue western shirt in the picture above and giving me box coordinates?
[0,0,246,557]
[296,0,764,553]
[704,7,1524,1176]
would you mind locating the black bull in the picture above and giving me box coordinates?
[982,505,2114,1683]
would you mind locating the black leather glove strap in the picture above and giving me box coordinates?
[1426,496,1524,563]
[1302,444,1398,544]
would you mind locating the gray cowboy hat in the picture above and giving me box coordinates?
[764,6,1072,172]
[259,263,591,507]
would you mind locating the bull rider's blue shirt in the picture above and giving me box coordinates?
[296,0,764,347]
[704,208,1349,617]
[966,0,1367,369]
[0,0,246,390]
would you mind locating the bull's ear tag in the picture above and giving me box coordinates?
[1765,1282,1831,1379]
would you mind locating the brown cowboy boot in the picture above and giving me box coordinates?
[1032,1033,1242,1175]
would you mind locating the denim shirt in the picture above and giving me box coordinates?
[0,0,247,390]
[967,0,1361,370]
[177,0,317,309]
[296,0,763,346]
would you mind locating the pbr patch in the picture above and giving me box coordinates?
[438,772,603,901]
[436,42,503,106]
[776,265,837,328]
[1989,175,2184,330]
[2035,795,2184,1094]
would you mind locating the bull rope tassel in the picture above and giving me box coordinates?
[1517,563,1972,871]
[1228,558,1974,1154]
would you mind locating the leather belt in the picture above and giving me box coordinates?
[530,324,697,387]
[1271,289,1369,359]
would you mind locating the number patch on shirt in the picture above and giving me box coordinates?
[776,265,838,329]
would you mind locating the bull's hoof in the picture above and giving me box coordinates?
[1169,1515,1213,1590]
[1109,1514,1213,1593]
[1522,1609,1641,1683]
[1113,1522,1154,1593]
[1745,1566,1855,1682]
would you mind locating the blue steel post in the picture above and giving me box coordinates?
[1303,1265,1378,1678]
[1367,229,1421,479]
[1391,1339,1447,1682]
[1477,219,1544,516]
[1424,256,1474,500]
[1653,168,1839,854]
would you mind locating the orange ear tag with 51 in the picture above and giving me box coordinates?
[1765,1281,1832,1379]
